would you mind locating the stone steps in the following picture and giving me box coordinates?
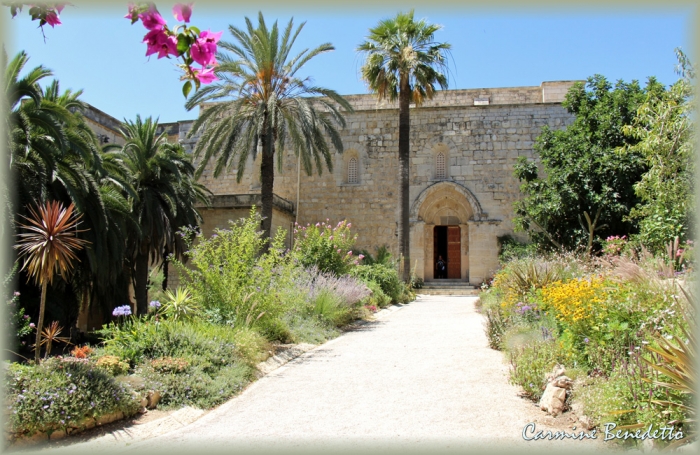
[416,280,480,296]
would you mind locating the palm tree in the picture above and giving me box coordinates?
[14,201,88,362]
[357,10,450,281]
[115,115,210,315]
[185,12,353,247]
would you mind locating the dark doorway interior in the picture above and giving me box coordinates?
[434,226,447,279]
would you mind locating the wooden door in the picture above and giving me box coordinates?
[447,226,461,279]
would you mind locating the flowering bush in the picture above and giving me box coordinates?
[540,277,608,334]
[292,219,357,276]
[603,235,628,256]
[4,357,139,438]
[124,2,222,96]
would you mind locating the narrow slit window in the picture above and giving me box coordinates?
[436,152,446,179]
[348,158,358,184]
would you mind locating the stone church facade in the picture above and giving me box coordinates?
[150,80,577,285]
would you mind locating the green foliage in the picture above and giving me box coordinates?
[292,220,357,276]
[95,355,130,376]
[173,211,287,331]
[5,357,140,437]
[508,339,568,401]
[622,49,695,253]
[280,312,340,344]
[138,362,252,410]
[497,235,538,262]
[362,280,392,308]
[514,75,664,251]
[351,264,404,303]
[359,245,393,266]
[98,317,268,368]
[162,286,199,321]
[4,290,32,353]
[312,289,353,327]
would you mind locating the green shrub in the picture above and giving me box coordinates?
[281,311,340,344]
[137,362,252,410]
[313,289,352,327]
[5,358,140,436]
[292,219,357,276]
[363,280,391,308]
[497,234,538,262]
[484,306,507,350]
[99,318,268,367]
[173,211,288,331]
[95,355,130,376]
[507,339,568,400]
[351,264,403,303]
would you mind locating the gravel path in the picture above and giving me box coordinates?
[48,295,611,453]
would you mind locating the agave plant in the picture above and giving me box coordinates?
[14,201,89,362]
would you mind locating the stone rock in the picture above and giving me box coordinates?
[48,429,66,440]
[546,364,566,382]
[539,383,567,416]
[147,391,161,409]
[96,411,124,426]
[552,375,573,389]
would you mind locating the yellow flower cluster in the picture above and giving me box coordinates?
[541,277,608,327]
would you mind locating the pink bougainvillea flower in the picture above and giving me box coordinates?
[44,10,61,27]
[172,3,193,22]
[139,6,166,30]
[194,66,218,84]
[190,29,222,66]
[190,41,215,66]
[143,29,178,58]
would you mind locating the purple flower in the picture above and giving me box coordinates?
[584,337,589,344]
[14,291,20,297]
[29,323,35,329]
[149,300,161,309]
[112,305,133,317]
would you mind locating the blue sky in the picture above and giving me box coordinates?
[3,2,696,123]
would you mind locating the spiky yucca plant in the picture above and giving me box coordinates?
[642,286,696,448]
[14,201,88,362]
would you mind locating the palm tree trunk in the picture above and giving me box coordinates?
[259,125,275,254]
[135,251,149,315]
[398,74,411,282]
[34,281,47,363]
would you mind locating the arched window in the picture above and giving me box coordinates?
[436,152,446,180]
[348,157,358,184]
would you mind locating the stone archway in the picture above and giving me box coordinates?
[409,181,483,282]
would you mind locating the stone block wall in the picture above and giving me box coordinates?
[167,82,579,283]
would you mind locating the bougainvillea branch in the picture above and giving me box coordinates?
[125,2,221,97]
[5,2,68,41]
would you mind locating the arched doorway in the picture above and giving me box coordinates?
[409,181,483,282]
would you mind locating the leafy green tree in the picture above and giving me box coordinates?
[513,75,665,253]
[357,10,450,280]
[115,115,210,315]
[621,49,695,252]
[185,12,353,248]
